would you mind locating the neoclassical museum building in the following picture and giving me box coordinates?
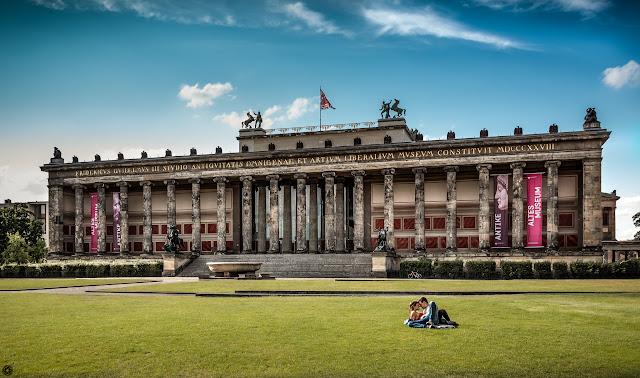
[41,111,619,277]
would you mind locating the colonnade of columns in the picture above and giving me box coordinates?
[49,158,599,255]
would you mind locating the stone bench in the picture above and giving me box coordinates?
[206,262,263,278]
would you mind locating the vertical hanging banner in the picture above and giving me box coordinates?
[90,193,98,253]
[493,175,509,247]
[527,173,543,247]
[113,192,121,253]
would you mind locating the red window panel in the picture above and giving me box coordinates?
[106,243,111,252]
[226,223,230,234]
[425,217,431,230]
[463,216,476,229]
[129,225,137,236]
[63,225,70,236]
[155,242,164,251]
[208,223,217,234]
[213,241,218,249]
[457,237,469,249]
[566,234,578,247]
[107,226,113,236]
[161,225,168,235]
[410,238,415,249]
[65,242,73,252]
[200,224,206,233]
[404,218,415,230]
[374,218,384,230]
[184,224,193,234]
[138,225,144,235]
[83,243,89,252]
[426,237,438,249]
[371,238,378,247]
[134,242,143,252]
[559,214,573,228]
[86,226,91,236]
[433,217,445,230]
[470,236,479,249]
[396,237,409,249]
[558,235,566,248]
[394,218,402,230]
[178,241,187,251]
[226,241,233,250]
[456,216,461,229]
[490,235,494,246]
[176,224,182,233]
[202,241,212,252]
[439,236,447,249]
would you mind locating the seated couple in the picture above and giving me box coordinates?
[405,297,457,328]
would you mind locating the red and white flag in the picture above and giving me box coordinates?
[320,89,335,110]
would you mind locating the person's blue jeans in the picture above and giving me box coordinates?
[414,302,452,325]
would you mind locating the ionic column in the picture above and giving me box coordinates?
[477,164,492,252]
[412,168,427,252]
[117,182,129,254]
[95,182,107,254]
[511,162,526,250]
[282,180,293,253]
[583,157,603,250]
[240,176,254,253]
[72,184,84,255]
[140,181,153,254]
[382,168,396,251]
[545,161,561,252]
[47,183,64,254]
[309,179,319,253]
[257,181,267,253]
[164,180,176,229]
[322,172,336,253]
[267,174,280,253]
[335,177,345,253]
[294,173,308,253]
[213,177,227,253]
[189,178,201,253]
[444,166,458,251]
[351,171,366,253]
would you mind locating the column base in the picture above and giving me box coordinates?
[445,247,458,253]
[545,247,559,255]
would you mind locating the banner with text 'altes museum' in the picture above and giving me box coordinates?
[527,173,543,247]
[113,192,121,253]
[493,175,509,248]
[90,193,98,253]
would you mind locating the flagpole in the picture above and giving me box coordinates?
[319,86,322,127]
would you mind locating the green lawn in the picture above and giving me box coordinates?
[1,285,639,376]
[0,278,153,291]
[99,278,640,294]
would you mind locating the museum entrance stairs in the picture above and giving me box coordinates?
[179,253,373,278]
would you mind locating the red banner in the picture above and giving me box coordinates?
[90,193,98,253]
[113,192,121,253]
[493,175,509,247]
[320,89,335,110]
[527,173,543,247]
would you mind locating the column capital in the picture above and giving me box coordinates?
[94,182,108,189]
[544,160,562,168]
[163,179,176,186]
[294,173,308,180]
[412,167,427,175]
[72,184,85,190]
[444,165,459,173]
[139,180,152,187]
[188,178,201,184]
[510,162,526,169]
[351,170,366,177]
[322,171,336,179]
[266,174,280,181]
[240,175,254,183]
[476,163,492,172]
[381,168,395,176]
[212,177,227,184]
[116,181,129,188]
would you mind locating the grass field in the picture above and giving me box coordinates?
[0,278,153,291]
[1,280,639,377]
[99,278,640,294]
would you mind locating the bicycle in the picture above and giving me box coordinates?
[407,271,422,279]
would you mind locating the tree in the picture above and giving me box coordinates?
[634,211,640,240]
[0,203,46,264]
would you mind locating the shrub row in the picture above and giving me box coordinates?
[0,261,163,278]
[399,258,640,279]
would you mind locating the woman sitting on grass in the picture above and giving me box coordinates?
[409,301,422,321]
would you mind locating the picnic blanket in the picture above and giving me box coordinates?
[404,319,456,329]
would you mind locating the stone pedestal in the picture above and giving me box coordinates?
[371,252,395,278]
[162,252,193,277]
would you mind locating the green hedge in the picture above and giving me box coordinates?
[552,261,569,279]
[433,260,464,279]
[399,258,432,278]
[534,261,553,279]
[465,261,497,279]
[500,261,533,279]
[0,261,163,278]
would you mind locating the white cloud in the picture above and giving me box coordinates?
[281,2,352,37]
[214,111,245,130]
[470,0,610,15]
[264,105,280,117]
[213,97,318,130]
[602,60,640,90]
[362,6,525,50]
[616,195,640,240]
[286,97,318,120]
[178,82,233,108]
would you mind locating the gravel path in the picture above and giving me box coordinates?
[5,277,199,296]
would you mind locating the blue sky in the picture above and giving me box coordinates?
[0,0,639,238]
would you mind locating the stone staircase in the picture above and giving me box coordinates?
[179,253,373,278]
